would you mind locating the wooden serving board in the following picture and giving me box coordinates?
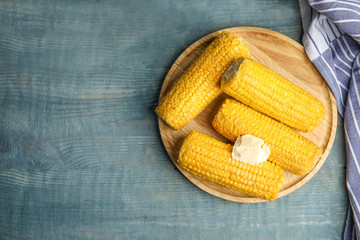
[157,27,337,203]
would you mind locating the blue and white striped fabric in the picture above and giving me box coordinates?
[299,0,360,239]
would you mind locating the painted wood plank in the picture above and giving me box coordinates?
[0,0,348,239]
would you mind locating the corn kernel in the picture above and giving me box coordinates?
[212,99,323,175]
[178,131,285,201]
[156,31,251,130]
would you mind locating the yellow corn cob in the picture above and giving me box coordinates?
[221,58,326,132]
[155,31,251,130]
[178,130,285,201]
[212,99,322,175]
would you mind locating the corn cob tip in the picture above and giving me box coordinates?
[155,106,181,130]
[221,57,246,88]
[299,146,323,175]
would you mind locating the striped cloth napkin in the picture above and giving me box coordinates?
[299,0,360,239]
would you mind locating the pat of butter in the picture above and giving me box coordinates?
[232,135,270,165]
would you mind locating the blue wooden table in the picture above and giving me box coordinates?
[0,0,348,239]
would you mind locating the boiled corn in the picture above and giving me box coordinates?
[221,58,326,132]
[156,31,251,130]
[212,99,322,175]
[178,130,285,201]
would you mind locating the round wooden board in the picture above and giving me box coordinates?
[158,27,338,203]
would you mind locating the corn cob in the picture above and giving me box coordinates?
[212,99,322,175]
[155,31,251,130]
[178,130,285,201]
[221,58,326,132]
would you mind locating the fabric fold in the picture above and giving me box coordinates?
[299,0,360,239]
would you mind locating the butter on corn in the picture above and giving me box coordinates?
[155,31,251,130]
[178,130,285,201]
[232,135,271,166]
[221,57,326,132]
[213,99,322,175]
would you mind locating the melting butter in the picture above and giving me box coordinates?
[232,135,270,165]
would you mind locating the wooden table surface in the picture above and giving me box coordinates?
[0,0,348,239]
